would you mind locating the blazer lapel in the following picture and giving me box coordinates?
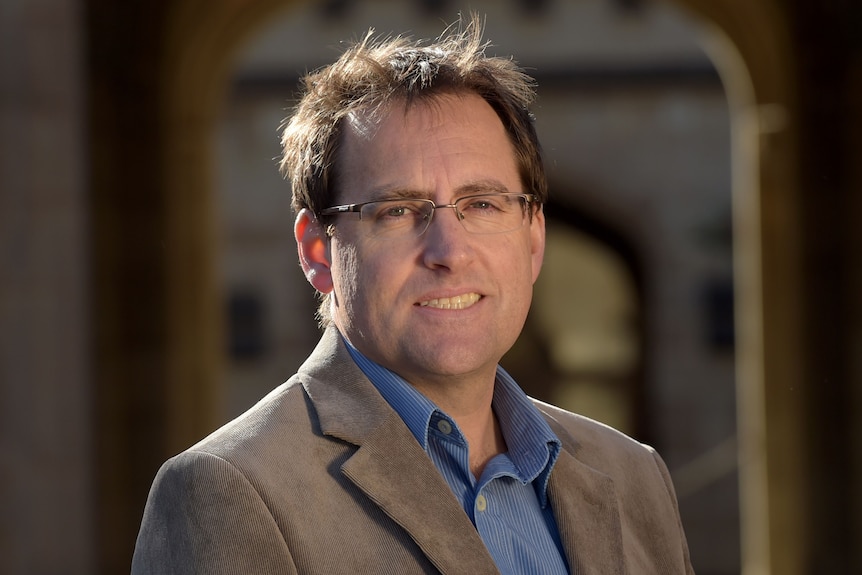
[300,328,500,574]
[341,414,500,574]
[548,451,625,575]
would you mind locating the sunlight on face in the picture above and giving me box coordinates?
[327,92,545,392]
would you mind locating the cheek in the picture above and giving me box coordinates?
[506,240,539,310]
[506,235,537,276]
[331,243,362,310]
[331,242,401,318]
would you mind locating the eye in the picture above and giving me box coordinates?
[461,195,507,213]
[383,205,409,217]
[471,199,495,210]
[367,200,426,222]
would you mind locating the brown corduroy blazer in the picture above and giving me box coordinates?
[132,326,694,574]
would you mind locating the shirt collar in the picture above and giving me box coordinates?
[343,335,562,506]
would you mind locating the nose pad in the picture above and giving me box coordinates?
[421,204,465,236]
[437,205,466,228]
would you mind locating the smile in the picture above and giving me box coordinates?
[419,293,481,310]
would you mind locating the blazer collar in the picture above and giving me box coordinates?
[299,327,500,574]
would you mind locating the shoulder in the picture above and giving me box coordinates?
[531,398,666,478]
[532,398,647,450]
[165,376,324,482]
[134,390,302,574]
[534,399,692,568]
[148,372,355,516]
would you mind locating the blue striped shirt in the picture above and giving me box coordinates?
[344,339,569,575]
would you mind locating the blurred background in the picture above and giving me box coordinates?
[1,0,860,573]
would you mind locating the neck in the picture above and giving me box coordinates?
[461,407,507,478]
[413,375,507,478]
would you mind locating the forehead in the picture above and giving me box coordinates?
[345,91,492,137]
[338,92,519,200]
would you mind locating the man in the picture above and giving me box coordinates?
[133,16,694,574]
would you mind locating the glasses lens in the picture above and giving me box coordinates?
[456,194,528,234]
[359,199,433,237]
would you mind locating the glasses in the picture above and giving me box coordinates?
[319,193,536,238]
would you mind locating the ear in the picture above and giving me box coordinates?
[529,205,546,285]
[295,209,333,293]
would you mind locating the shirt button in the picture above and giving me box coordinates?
[476,494,487,512]
[436,419,452,435]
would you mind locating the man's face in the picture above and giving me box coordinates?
[305,92,545,390]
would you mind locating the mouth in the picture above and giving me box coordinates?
[418,293,481,310]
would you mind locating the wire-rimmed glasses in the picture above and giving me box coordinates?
[318,193,536,238]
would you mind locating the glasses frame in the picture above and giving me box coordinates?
[318,192,537,238]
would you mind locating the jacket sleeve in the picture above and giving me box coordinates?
[131,450,297,575]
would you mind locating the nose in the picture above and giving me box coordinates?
[420,204,473,269]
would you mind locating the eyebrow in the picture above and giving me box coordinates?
[367,188,428,202]
[367,180,512,202]
[455,180,511,196]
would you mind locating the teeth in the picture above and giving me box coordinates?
[420,293,481,310]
